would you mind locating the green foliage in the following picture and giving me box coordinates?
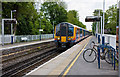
[67,10,86,28]
[2,2,53,35]
[2,1,86,35]
[105,4,117,35]
[41,2,67,25]
[92,4,117,35]
[41,17,53,34]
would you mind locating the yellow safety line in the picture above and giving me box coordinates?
[62,41,89,77]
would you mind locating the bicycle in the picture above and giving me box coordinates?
[83,41,113,64]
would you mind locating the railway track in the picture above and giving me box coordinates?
[2,42,55,68]
[2,41,54,57]
[1,41,64,77]
[2,45,55,68]
[2,46,62,77]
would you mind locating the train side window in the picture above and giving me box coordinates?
[80,29,82,37]
[68,27,74,36]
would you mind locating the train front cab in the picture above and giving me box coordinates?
[54,23,75,48]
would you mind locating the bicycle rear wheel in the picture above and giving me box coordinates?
[83,48,97,63]
[105,49,113,64]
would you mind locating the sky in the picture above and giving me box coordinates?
[63,0,118,30]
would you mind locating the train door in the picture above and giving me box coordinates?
[76,29,79,39]
[60,23,68,42]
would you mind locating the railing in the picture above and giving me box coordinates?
[0,34,53,44]
[96,34,116,49]
[103,34,116,49]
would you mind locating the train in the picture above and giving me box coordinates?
[54,22,91,48]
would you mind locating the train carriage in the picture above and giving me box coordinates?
[54,22,91,48]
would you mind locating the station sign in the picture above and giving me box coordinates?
[85,16,101,22]
[39,29,43,31]
[4,20,17,24]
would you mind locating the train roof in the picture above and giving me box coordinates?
[60,22,89,32]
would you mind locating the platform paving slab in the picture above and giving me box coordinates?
[66,36,118,76]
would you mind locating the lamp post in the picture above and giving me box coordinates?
[11,10,16,44]
[11,10,16,35]
[53,21,54,38]
[100,16,103,37]
[53,21,56,38]
[103,0,105,35]
[39,17,41,41]
[98,10,100,34]
[37,0,42,40]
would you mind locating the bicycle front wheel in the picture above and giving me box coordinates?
[83,48,97,63]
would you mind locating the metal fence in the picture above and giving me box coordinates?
[0,34,53,44]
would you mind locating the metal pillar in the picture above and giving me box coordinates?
[2,19,4,46]
[11,11,13,44]
[53,21,54,38]
[102,36,105,53]
[11,10,16,44]
[97,22,98,34]
[39,9,41,41]
[101,16,103,37]
[37,1,41,41]
[98,35,100,43]
[103,0,105,34]
[99,10,100,33]
[102,36,105,45]
[96,23,98,38]
[11,11,13,35]
[98,46,100,69]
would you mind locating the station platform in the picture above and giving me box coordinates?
[26,36,118,77]
[0,39,54,51]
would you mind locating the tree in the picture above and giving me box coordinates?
[2,2,53,35]
[92,4,117,35]
[67,10,86,28]
[2,2,38,35]
[41,2,67,25]
[105,4,117,34]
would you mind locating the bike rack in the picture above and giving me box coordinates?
[97,44,116,70]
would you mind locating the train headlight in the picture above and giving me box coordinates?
[58,38,60,40]
[68,38,71,40]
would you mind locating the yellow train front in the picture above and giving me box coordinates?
[54,22,91,48]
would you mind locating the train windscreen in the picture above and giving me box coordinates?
[60,23,67,36]
[56,23,74,36]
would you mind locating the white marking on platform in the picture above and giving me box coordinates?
[0,39,54,51]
